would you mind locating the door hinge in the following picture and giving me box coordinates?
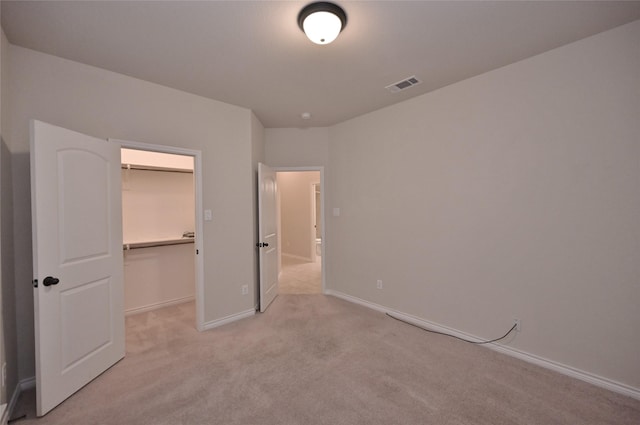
[32,279,38,288]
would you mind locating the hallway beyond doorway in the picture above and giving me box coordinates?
[279,256,321,294]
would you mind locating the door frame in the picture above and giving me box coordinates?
[273,166,326,294]
[110,139,205,331]
[311,182,321,263]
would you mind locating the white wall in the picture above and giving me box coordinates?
[277,171,320,261]
[124,244,195,314]
[327,20,640,391]
[122,167,195,313]
[122,169,195,243]
[6,45,256,381]
[265,127,329,168]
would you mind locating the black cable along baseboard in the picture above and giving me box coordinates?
[386,313,517,345]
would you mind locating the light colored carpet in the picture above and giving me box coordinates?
[278,256,321,294]
[11,296,640,424]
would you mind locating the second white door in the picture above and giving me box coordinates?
[258,163,278,312]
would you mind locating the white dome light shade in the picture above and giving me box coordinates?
[303,11,342,44]
[298,2,347,45]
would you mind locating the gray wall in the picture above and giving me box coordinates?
[6,45,257,382]
[263,22,640,392]
[265,127,329,168]
[325,20,640,390]
[1,25,19,408]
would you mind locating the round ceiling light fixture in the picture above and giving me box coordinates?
[298,2,347,45]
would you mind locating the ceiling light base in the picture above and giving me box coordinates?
[298,2,347,45]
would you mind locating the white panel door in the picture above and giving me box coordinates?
[30,120,124,416]
[258,163,278,312]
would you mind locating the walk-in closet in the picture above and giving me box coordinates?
[121,148,196,317]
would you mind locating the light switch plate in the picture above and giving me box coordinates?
[204,209,212,221]
[333,207,340,217]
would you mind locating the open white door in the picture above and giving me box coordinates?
[258,163,278,312]
[30,120,124,416]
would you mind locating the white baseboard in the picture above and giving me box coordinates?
[6,381,22,420]
[125,295,195,316]
[326,289,640,401]
[5,376,36,423]
[0,403,6,425]
[201,308,255,331]
[281,253,313,263]
[19,377,35,392]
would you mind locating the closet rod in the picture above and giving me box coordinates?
[121,164,193,174]
[123,238,194,251]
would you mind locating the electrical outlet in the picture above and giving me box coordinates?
[376,279,383,290]
[241,285,249,295]
[2,362,6,388]
[513,318,521,332]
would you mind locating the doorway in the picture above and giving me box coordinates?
[30,122,207,415]
[275,168,324,294]
[114,140,205,331]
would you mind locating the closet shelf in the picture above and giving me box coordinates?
[123,237,194,251]
[121,163,193,174]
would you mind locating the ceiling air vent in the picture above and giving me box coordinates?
[385,76,422,93]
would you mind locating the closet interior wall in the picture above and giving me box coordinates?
[121,149,196,315]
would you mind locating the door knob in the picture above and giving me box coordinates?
[43,276,60,287]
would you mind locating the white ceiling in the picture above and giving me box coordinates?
[3,1,640,128]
